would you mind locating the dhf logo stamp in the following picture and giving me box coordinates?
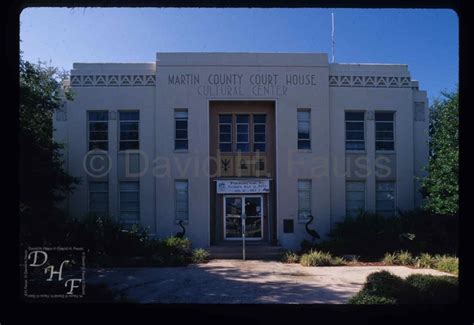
[23,247,85,299]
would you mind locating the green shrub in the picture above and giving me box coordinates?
[382,251,413,266]
[300,250,332,266]
[362,271,417,303]
[397,251,414,266]
[300,250,344,266]
[383,252,398,265]
[192,248,210,263]
[63,214,152,258]
[415,253,438,269]
[405,274,458,303]
[331,256,345,266]
[350,271,458,304]
[281,250,300,263]
[341,255,360,263]
[151,236,192,266]
[383,252,458,275]
[397,210,458,255]
[435,256,458,275]
[349,292,397,304]
[163,236,192,251]
[318,212,404,258]
[59,214,194,267]
[318,210,458,258]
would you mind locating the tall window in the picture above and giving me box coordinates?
[89,182,108,216]
[346,181,366,217]
[345,111,365,151]
[376,181,396,217]
[119,182,140,222]
[119,111,139,150]
[175,180,189,222]
[219,114,232,152]
[236,114,250,152]
[375,112,395,151]
[175,110,188,150]
[297,109,311,150]
[88,111,108,150]
[298,180,312,221]
[253,114,266,152]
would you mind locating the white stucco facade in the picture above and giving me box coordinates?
[54,52,429,250]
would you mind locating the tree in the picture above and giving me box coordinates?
[422,89,459,216]
[19,56,80,246]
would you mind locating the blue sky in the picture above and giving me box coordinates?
[20,8,458,101]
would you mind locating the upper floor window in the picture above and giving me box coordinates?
[119,111,139,150]
[375,112,395,151]
[175,110,188,150]
[218,113,268,153]
[297,109,311,150]
[88,111,108,151]
[253,114,266,152]
[345,111,365,151]
[236,114,250,152]
[219,114,232,152]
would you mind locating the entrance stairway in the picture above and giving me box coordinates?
[206,241,285,260]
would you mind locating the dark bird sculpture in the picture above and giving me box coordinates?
[175,220,186,238]
[305,215,320,243]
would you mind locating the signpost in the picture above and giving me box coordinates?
[242,212,246,261]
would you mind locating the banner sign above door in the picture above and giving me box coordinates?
[216,180,270,194]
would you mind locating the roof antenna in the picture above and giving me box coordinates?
[331,12,335,63]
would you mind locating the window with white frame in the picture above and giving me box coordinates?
[375,112,395,151]
[298,180,312,221]
[297,109,311,150]
[88,111,108,150]
[253,114,266,152]
[175,110,188,150]
[345,111,365,151]
[236,114,250,152]
[376,181,396,216]
[88,182,108,216]
[119,111,139,150]
[346,181,366,217]
[219,114,232,152]
[119,182,140,222]
[175,180,189,222]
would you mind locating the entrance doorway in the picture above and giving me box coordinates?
[224,195,263,240]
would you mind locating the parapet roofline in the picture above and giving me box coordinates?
[156,51,328,54]
[330,62,410,76]
[155,52,329,67]
[72,63,156,70]
[331,63,408,66]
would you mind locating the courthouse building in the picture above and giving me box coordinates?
[54,52,429,250]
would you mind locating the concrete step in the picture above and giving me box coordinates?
[206,244,285,260]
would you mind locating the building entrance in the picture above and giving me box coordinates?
[224,195,263,240]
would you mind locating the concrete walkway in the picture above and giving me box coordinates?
[86,260,453,303]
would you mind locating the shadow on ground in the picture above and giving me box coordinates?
[85,260,359,303]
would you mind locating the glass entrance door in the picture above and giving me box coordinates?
[224,195,263,240]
